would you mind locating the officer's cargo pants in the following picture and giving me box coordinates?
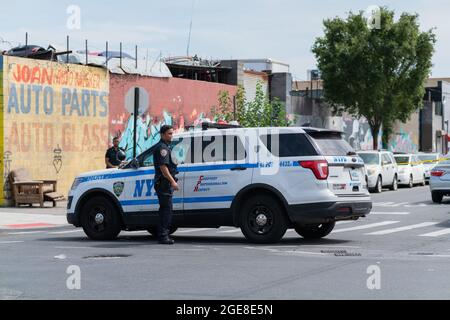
[157,192,173,239]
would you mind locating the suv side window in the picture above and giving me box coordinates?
[261,133,318,157]
[190,135,246,163]
[140,138,192,167]
[382,153,392,164]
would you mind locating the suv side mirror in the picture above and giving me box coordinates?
[130,158,140,169]
[382,160,388,166]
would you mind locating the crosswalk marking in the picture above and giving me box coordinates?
[419,229,450,237]
[371,212,410,215]
[7,231,45,235]
[332,221,400,234]
[48,230,83,235]
[366,222,439,235]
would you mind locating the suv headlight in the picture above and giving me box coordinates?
[71,178,81,191]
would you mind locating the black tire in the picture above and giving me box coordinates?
[294,221,336,240]
[372,176,382,193]
[147,227,178,237]
[239,194,288,244]
[432,192,443,204]
[80,196,122,240]
[390,175,398,191]
[421,175,426,187]
[408,175,414,188]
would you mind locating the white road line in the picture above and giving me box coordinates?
[336,221,355,225]
[366,222,439,235]
[371,212,410,215]
[373,202,395,206]
[48,230,83,235]
[7,231,45,235]
[419,229,450,237]
[218,229,242,234]
[332,221,400,234]
[0,241,24,244]
[177,228,215,234]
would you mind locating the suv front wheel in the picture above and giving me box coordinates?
[80,196,122,240]
[294,222,336,240]
[239,195,288,244]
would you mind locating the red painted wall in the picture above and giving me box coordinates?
[109,74,237,157]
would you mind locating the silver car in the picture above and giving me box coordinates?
[429,156,450,203]
[418,153,440,183]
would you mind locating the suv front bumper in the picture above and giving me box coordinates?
[287,200,372,224]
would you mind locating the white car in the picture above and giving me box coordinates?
[67,125,372,244]
[357,151,399,193]
[417,153,440,183]
[394,154,426,188]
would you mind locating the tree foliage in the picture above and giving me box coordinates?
[312,7,436,149]
[212,82,292,127]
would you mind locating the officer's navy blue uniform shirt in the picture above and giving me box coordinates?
[154,140,178,184]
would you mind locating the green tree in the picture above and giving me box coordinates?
[212,81,291,127]
[312,7,435,150]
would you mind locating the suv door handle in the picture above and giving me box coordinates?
[230,166,247,171]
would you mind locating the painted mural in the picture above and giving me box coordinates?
[0,56,4,205]
[2,56,110,203]
[109,74,238,159]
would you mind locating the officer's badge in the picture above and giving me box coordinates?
[160,149,168,157]
[113,182,125,197]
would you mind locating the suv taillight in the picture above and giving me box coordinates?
[431,170,445,177]
[300,160,329,180]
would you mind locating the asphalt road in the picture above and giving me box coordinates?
[2,185,450,300]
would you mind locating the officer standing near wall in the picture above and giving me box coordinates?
[154,125,179,245]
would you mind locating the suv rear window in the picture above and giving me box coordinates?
[261,133,318,157]
[307,131,355,156]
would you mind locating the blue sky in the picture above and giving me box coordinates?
[0,0,449,80]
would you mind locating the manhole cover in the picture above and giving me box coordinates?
[321,250,362,257]
[83,254,131,260]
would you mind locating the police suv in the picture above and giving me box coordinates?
[67,125,372,244]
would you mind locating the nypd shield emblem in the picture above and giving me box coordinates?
[113,182,125,197]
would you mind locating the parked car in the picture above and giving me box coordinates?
[417,153,441,183]
[357,151,398,193]
[429,156,450,203]
[394,154,426,188]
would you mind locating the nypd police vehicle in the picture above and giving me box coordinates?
[67,125,372,244]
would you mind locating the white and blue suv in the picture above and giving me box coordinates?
[67,125,372,244]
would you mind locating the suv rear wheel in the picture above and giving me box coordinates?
[294,221,336,240]
[432,192,443,204]
[80,196,122,240]
[239,195,288,244]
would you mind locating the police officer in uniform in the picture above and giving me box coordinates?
[105,137,126,169]
[154,125,179,245]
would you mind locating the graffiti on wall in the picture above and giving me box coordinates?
[341,115,381,151]
[388,128,419,153]
[2,56,110,200]
[109,75,237,159]
[0,56,4,204]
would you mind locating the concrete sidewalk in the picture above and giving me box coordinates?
[0,201,68,230]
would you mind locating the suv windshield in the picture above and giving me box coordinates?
[358,153,379,165]
[307,131,355,156]
[395,156,410,166]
